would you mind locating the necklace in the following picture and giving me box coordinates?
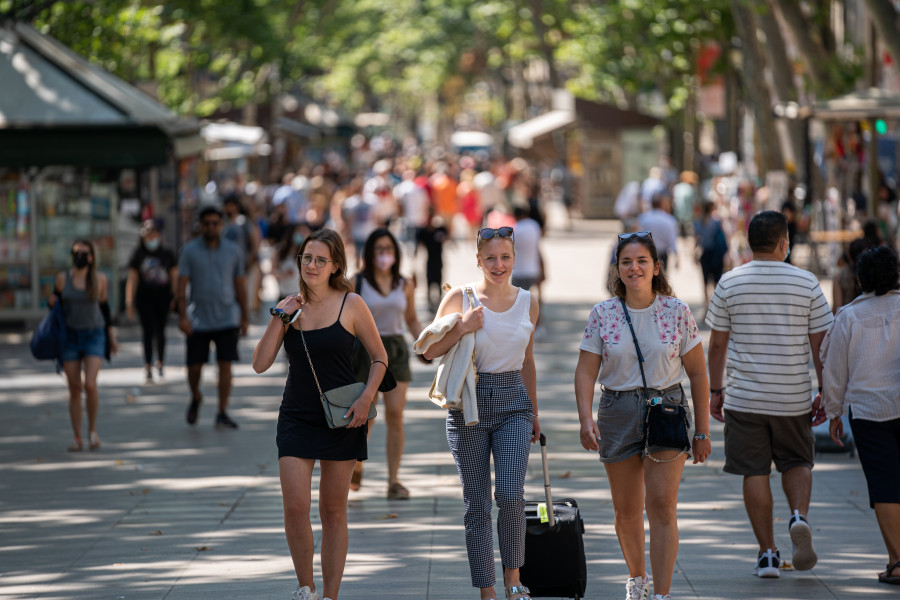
[625,294,655,309]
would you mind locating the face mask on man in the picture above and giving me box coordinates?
[144,238,160,252]
[72,252,90,269]
[293,232,305,247]
[375,253,395,272]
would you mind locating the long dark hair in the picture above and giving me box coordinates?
[72,239,99,300]
[296,229,354,301]
[361,228,402,291]
[612,236,674,299]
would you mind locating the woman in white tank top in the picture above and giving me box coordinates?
[352,229,425,500]
[423,226,539,600]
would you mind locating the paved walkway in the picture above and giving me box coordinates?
[0,215,891,600]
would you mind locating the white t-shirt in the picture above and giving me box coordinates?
[705,260,833,417]
[464,284,533,373]
[394,179,429,227]
[580,295,701,390]
[512,218,542,279]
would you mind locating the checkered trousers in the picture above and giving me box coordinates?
[446,371,534,588]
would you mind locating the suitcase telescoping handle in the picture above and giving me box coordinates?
[539,433,556,527]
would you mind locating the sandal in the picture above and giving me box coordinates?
[879,560,900,584]
[505,585,532,599]
[387,481,410,500]
[89,432,101,451]
[350,461,363,491]
[68,436,83,452]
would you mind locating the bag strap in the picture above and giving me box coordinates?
[620,297,648,391]
[295,312,324,397]
[464,286,478,365]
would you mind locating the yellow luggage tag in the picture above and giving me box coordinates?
[537,502,549,523]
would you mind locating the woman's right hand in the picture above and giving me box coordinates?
[460,305,483,334]
[579,418,601,452]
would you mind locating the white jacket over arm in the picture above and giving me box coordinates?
[413,313,478,425]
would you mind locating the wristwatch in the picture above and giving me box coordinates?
[693,433,711,441]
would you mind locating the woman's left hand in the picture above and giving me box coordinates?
[345,393,375,428]
[531,415,541,443]
[691,438,711,464]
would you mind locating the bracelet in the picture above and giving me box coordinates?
[818,386,823,393]
[710,388,724,394]
[371,359,388,369]
[693,433,711,441]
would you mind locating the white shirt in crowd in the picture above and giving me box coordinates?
[512,218,542,280]
[821,290,900,422]
[393,179,429,228]
[580,295,701,391]
[638,209,679,255]
[705,261,833,417]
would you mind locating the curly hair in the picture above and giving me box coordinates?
[856,245,900,296]
[611,235,674,299]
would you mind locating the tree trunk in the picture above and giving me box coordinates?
[732,0,784,176]
[772,0,840,93]
[529,0,560,89]
[863,0,900,79]
[759,3,807,180]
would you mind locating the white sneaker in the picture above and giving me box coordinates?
[651,595,671,600]
[291,585,319,600]
[625,574,650,600]
[789,509,818,571]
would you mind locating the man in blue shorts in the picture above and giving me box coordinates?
[176,205,249,428]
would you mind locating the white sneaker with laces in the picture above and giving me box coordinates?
[291,585,319,600]
[625,574,650,600]
[789,509,818,570]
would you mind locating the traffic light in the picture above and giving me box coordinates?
[875,119,888,135]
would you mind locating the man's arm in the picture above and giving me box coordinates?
[808,330,827,389]
[707,328,730,422]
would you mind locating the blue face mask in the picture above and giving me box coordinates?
[293,233,305,247]
[144,238,160,252]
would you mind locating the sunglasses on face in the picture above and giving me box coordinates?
[478,227,514,240]
[200,219,222,227]
[618,231,653,242]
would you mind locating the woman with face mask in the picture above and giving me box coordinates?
[51,239,118,451]
[126,220,178,384]
[350,228,425,498]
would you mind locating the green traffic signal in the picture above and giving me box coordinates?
[876,119,888,135]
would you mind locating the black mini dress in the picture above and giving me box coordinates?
[276,294,368,461]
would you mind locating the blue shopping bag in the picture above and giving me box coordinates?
[30,302,66,363]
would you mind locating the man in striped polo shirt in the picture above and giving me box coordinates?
[706,210,833,579]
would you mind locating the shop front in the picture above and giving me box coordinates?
[0,23,202,322]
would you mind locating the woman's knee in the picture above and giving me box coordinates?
[645,493,678,524]
[83,380,99,396]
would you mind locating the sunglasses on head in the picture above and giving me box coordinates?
[478,227,514,240]
[618,231,653,242]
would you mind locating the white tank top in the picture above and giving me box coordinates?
[359,276,406,336]
[463,283,533,373]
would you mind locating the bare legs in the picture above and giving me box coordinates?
[743,466,812,553]
[604,452,687,596]
[874,503,900,578]
[280,456,356,600]
[361,382,409,490]
[187,361,233,413]
[63,356,103,449]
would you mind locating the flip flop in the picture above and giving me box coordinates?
[879,561,900,585]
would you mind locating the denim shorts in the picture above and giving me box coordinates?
[62,327,106,362]
[596,384,692,463]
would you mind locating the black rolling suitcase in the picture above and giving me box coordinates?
[519,433,587,599]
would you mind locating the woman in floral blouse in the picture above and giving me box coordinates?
[574,231,711,600]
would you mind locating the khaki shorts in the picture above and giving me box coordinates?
[354,334,412,383]
[723,409,814,476]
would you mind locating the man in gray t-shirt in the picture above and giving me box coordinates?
[176,205,248,429]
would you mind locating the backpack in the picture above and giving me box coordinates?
[30,301,66,367]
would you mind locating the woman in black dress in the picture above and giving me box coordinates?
[253,228,388,600]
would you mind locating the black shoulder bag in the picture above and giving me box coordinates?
[620,297,691,463]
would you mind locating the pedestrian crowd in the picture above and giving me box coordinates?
[32,145,900,600]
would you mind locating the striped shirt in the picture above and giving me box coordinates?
[705,260,833,416]
[821,290,900,422]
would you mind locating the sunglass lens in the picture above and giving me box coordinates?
[498,227,513,238]
[478,229,494,240]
